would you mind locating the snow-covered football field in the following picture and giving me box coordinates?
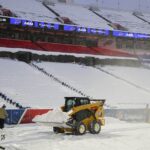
[0,48,150,150]
[1,117,150,150]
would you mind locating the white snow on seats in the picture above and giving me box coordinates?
[42,3,113,30]
[97,9,150,33]
[0,0,58,23]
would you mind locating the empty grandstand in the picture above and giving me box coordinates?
[0,0,150,58]
[0,0,150,124]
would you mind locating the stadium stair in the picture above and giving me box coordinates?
[133,12,150,25]
[0,92,24,109]
[93,66,150,94]
[42,2,60,17]
[29,62,91,98]
[90,9,128,31]
[89,9,112,24]
[42,2,75,24]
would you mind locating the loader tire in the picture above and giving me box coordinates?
[75,121,86,135]
[89,120,101,134]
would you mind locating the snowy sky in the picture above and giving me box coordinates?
[74,0,150,13]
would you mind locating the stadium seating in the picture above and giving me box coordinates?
[0,92,24,109]
[30,63,89,98]
[0,0,150,32]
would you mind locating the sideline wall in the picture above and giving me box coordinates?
[0,38,133,57]
[5,108,150,125]
[6,109,51,124]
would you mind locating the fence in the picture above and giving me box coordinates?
[106,108,150,122]
[5,107,150,125]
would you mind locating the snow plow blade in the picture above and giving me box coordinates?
[35,121,69,128]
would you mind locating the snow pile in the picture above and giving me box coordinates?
[33,108,69,123]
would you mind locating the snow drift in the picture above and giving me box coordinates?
[33,108,69,124]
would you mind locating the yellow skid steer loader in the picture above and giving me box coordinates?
[53,97,105,135]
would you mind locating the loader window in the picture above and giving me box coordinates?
[65,97,90,112]
[80,99,90,105]
[65,99,76,112]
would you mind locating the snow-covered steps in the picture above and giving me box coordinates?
[0,0,58,23]
[97,9,150,33]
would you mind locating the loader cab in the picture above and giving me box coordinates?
[64,97,90,112]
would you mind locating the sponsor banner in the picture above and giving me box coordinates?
[5,109,51,124]
[6,109,25,124]
[19,109,51,124]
